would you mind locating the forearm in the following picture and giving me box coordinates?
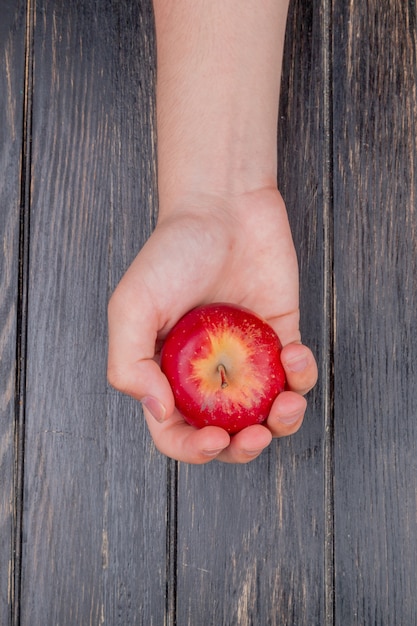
[153,0,290,208]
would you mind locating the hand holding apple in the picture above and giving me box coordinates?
[161,303,286,433]
[108,189,318,463]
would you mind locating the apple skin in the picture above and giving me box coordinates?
[160,303,286,434]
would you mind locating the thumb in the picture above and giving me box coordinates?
[280,342,318,396]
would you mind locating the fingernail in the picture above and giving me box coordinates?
[141,396,166,423]
[284,356,308,373]
[242,448,264,457]
[278,410,303,425]
[202,448,224,458]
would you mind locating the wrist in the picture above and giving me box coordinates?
[156,185,285,229]
[156,125,279,207]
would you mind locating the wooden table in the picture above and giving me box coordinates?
[1,1,417,624]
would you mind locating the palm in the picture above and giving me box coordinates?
[137,188,300,347]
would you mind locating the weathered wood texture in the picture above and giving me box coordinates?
[1,0,417,624]
[0,2,26,625]
[333,1,417,623]
[174,1,329,624]
[10,1,167,624]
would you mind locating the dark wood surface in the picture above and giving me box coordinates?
[333,2,417,624]
[1,0,416,624]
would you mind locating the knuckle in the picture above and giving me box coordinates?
[107,363,130,394]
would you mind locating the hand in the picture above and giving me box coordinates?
[107,187,318,463]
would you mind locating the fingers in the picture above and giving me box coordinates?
[215,425,273,463]
[266,390,306,437]
[266,313,318,396]
[107,284,175,417]
[280,342,318,396]
[261,342,317,439]
[144,409,231,464]
[144,397,306,464]
[145,409,273,464]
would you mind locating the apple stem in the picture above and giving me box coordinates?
[217,364,228,389]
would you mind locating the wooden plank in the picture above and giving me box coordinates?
[104,3,168,623]
[19,1,167,624]
[0,2,26,624]
[332,1,417,623]
[175,1,330,624]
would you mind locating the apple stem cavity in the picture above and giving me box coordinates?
[217,364,229,389]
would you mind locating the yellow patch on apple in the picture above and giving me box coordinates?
[188,327,265,410]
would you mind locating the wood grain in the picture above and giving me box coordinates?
[333,1,417,623]
[19,1,167,624]
[175,1,329,624]
[0,2,26,624]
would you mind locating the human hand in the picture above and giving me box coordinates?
[107,187,318,464]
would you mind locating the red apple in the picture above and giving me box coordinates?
[160,303,286,434]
